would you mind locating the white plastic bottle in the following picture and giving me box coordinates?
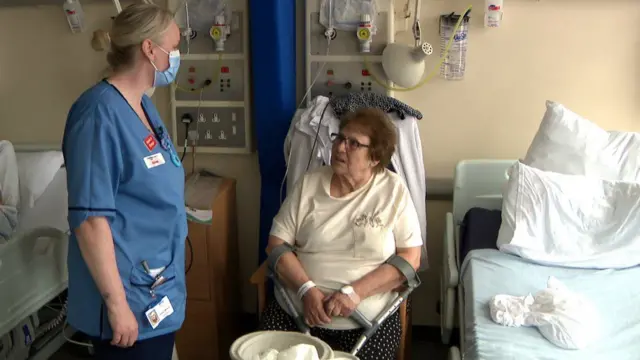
[63,0,85,34]
[484,0,504,28]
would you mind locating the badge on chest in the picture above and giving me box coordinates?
[143,153,166,169]
[145,296,174,329]
[144,134,157,151]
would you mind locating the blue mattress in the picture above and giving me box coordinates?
[461,249,640,360]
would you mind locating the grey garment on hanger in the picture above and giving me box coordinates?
[329,92,423,120]
[0,205,17,243]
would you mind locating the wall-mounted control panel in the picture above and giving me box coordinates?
[309,62,387,99]
[308,12,390,56]
[305,0,395,105]
[174,59,245,102]
[177,11,244,55]
[169,0,251,154]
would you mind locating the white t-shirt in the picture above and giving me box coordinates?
[270,166,423,330]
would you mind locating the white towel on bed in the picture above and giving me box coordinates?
[489,276,599,350]
[0,140,19,242]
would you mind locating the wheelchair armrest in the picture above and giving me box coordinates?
[250,261,268,286]
[250,261,269,315]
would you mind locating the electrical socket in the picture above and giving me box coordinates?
[181,113,194,124]
[187,130,199,141]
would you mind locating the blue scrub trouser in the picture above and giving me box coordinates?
[91,332,175,360]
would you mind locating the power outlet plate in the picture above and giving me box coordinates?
[175,107,246,148]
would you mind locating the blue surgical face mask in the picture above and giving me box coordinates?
[150,46,180,87]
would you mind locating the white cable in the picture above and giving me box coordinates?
[279,38,331,204]
[329,0,334,30]
[184,1,191,54]
[112,0,122,13]
[62,322,93,348]
[413,0,422,46]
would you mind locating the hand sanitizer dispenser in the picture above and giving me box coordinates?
[484,0,504,28]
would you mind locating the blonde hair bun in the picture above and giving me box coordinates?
[91,29,111,52]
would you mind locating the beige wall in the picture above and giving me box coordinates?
[1,0,639,326]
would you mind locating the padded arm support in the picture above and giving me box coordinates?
[386,255,421,288]
[443,212,459,288]
[266,242,295,273]
[265,243,310,334]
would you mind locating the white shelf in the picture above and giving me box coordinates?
[172,101,245,108]
[308,55,383,62]
[181,53,245,61]
[177,145,252,155]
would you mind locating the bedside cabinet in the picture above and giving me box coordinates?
[175,177,241,360]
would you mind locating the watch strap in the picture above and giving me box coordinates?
[341,286,360,303]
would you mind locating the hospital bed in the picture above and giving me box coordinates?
[441,159,640,360]
[0,147,70,359]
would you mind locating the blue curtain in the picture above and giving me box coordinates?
[249,0,297,266]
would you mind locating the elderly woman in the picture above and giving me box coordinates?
[260,108,423,360]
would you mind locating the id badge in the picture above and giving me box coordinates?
[145,296,174,329]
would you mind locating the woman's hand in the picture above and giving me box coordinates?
[302,287,332,327]
[107,299,139,347]
[324,292,361,318]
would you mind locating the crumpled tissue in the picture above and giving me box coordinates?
[489,276,599,350]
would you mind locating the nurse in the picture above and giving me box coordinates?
[62,4,187,360]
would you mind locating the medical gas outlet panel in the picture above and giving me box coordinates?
[305,0,394,104]
[168,0,251,154]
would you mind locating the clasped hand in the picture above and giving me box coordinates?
[324,292,360,318]
[302,288,361,327]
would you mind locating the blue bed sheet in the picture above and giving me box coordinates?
[461,249,640,360]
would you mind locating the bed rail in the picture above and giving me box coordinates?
[440,159,516,348]
[13,144,62,152]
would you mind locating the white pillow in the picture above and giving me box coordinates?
[16,151,65,210]
[523,101,640,181]
[497,161,640,269]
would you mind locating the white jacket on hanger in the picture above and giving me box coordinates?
[283,96,429,269]
[0,141,19,243]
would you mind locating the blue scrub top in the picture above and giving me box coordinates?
[62,80,188,341]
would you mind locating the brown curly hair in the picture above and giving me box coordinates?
[339,108,397,173]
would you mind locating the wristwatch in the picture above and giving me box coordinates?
[340,285,361,304]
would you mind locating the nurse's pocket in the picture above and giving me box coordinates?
[129,263,184,331]
[352,226,389,261]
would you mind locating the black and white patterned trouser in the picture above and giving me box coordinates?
[258,299,402,360]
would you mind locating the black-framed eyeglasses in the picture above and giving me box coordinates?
[330,133,370,150]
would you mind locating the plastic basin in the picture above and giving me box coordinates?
[230,331,334,360]
[333,351,360,359]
